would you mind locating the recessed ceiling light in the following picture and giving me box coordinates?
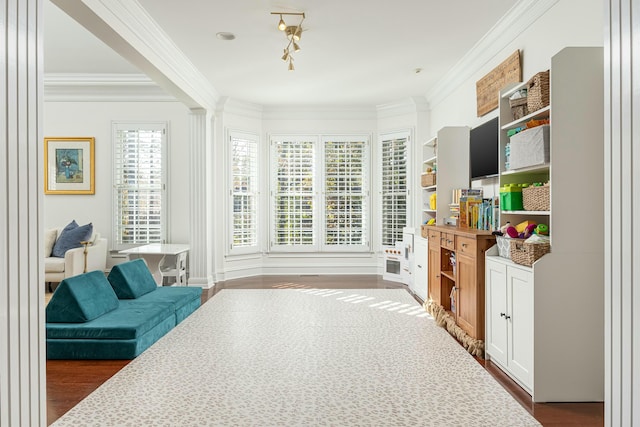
[216,32,236,41]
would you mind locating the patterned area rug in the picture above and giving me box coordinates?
[52,288,540,426]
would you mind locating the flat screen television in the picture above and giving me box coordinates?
[470,117,499,180]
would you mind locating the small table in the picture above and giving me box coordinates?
[119,243,190,286]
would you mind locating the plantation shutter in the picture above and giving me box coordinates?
[112,123,166,247]
[230,132,259,252]
[380,133,408,247]
[323,139,368,249]
[271,137,316,249]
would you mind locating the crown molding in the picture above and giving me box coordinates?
[376,96,429,119]
[261,105,377,121]
[43,73,178,102]
[51,0,219,109]
[425,0,559,108]
[217,97,264,120]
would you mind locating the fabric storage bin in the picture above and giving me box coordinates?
[509,125,550,170]
[495,236,519,259]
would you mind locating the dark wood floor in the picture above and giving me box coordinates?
[47,275,603,426]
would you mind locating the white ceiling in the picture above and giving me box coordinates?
[43,0,517,107]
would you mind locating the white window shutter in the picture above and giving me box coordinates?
[230,132,259,252]
[112,122,167,248]
[380,133,408,247]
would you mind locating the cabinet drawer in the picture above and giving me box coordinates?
[441,233,455,250]
[456,236,477,257]
[428,230,440,247]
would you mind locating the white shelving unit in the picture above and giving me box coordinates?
[485,47,604,402]
[419,127,470,229]
[420,137,438,226]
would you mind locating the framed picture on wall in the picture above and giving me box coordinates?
[44,137,95,195]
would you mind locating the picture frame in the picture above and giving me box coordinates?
[44,137,95,195]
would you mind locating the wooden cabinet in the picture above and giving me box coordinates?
[456,248,478,338]
[427,239,441,305]
[485,257,533,393]
[425,225,494,341]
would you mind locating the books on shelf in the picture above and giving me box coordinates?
[455,188,498,231]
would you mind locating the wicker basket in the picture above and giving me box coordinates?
[509,96,529,120]
[421,173,436,187]
[522,184,550,211]
[510,240,551,267]
[527,70,550,112]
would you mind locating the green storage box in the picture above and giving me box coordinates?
[500,184,528,211]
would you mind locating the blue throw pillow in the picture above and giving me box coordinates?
[51,220,94,258]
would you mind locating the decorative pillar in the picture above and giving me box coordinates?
[187,108,215,288]
[604,1,640,425]
[0,0,46,425]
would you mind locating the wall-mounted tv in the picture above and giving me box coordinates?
[470,117,499,180]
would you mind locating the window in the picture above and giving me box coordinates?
[230,131,259,253]
[270,135,369,252]
[112,122,167,248]
[380,131,409,247]
[323,139,367,249]
[271,137,316,249]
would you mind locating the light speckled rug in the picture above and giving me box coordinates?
[52,288,540,426]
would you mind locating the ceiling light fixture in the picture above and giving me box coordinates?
[271,11,305,71]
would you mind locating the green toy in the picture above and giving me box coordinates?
[534,224,549,235]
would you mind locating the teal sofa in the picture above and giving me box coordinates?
[45,259,201,359]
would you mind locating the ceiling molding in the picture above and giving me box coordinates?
[376,96,429,119]
[51,0,219,110]
[217,97,263,120]
[43,73,177,102]
[262,105,377,121]
[425,0,560,109]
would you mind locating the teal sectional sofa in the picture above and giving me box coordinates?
[46,259,201,360]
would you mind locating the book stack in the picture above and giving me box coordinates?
[455,189,499,231]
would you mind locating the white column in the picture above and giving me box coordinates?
[0,0,46,425]
[604,1,640,425]
[187,109,215,288]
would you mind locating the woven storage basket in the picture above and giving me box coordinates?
[421,173,436,187]
[522,184,550,211]
[509,96,529,120]
[510,240,551,267]
[527,70,550,112]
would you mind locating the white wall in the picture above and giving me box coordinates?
[426,0,602,212]
[429,0,603,132]
[43,100,191,267]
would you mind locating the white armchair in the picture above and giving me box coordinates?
[44,227,108,286]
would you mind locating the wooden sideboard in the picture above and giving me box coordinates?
[424,224,495,341]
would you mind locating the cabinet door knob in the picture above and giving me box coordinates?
[461,243,468,248]
[505,315,511,320]
[500,312,506,317]
[417,264,422,268]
